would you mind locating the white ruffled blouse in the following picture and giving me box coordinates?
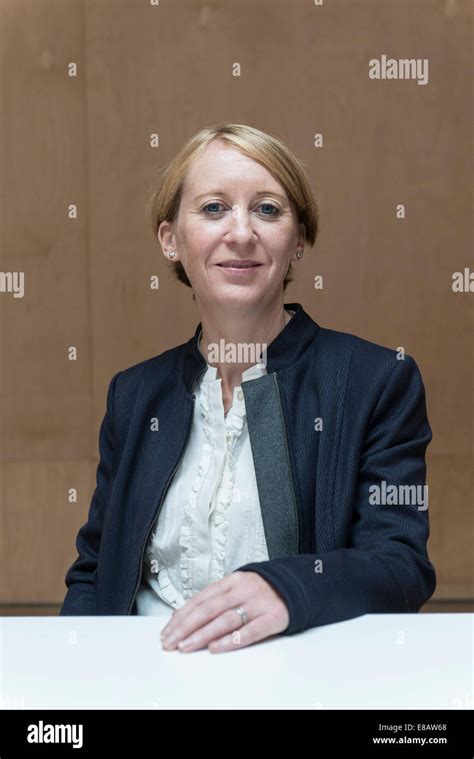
[135,329,271,616]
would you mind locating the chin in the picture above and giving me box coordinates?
[211,287,269,306]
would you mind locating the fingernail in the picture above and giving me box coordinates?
[178,635,198,649]
[162,633,177,647]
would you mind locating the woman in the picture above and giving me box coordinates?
[60,123,436,654]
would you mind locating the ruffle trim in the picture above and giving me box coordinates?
[145,375,250,605]
[179,380,216,598]
[144,537,185,608]
[179,380,247,595]
[209,395,246,582]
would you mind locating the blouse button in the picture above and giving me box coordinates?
[237,389,244,401]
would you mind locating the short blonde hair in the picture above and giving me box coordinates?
[147,123,319,293]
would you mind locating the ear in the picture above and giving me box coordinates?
[158,220,180,261]
[291,223,307,263]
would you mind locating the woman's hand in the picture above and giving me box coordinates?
[160,571,289,653]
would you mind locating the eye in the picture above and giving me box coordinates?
[201,201,281,218]
[258,203,280,217]
[202,202,224,215]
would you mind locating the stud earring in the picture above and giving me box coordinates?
[168,251,176,259]
[296,249,303,259]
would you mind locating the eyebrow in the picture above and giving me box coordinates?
[193,190,288,203]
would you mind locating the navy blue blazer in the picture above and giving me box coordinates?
[60,302,436,635]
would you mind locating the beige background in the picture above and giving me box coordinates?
[0,0,472,614]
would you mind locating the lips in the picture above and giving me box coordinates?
[217,261,261,268]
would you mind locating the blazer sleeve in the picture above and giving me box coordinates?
[59,371,121,615]
[235,354,437,636]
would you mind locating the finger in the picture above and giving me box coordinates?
[161,588,246,650]
[161,576,235,638]
[175,606,252,652]
[208,614,280,654]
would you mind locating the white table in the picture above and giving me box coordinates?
[0,613,472,709]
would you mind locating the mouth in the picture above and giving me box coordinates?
[216,261,262,271]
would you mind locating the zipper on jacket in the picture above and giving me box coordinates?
[126,392,198,615]
[272,372,300,554]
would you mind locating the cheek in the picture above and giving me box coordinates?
[181,224,220,257]
[258,220,295,246]
[266,230,296,262]
[180,219,295,262]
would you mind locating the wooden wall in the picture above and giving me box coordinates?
[0,0,472,613]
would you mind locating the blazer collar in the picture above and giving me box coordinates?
[182,302,320,394]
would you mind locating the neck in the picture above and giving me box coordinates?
[198,301,292,386]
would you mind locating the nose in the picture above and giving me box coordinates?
[224,205,256,245]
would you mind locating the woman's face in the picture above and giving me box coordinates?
[159,140,305,310]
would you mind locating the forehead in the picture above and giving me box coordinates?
[182,140,284,196]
